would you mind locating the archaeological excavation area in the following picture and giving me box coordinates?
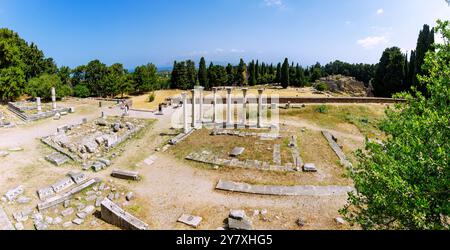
[0,87,395,230]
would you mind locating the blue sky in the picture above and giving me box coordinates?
[1,0,449,69]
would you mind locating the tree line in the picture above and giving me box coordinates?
[0,22,437,101]
[0,28,169,102]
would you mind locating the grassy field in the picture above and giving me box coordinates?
[129,89,183,110]
[280,104,387,139]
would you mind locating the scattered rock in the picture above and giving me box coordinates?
[16,196,31,204]
[0,151,9,158]
[177,214,203,228]
[76,212,87,219]
[62,221,73,228]
[53,217,62,225]
[335,217,345,225]
[15,222,24,230]
[72,218,84,225]
[229,210,246,220]
[303,163,318,172]
[63,200,70,208]
[61,207,74,217]
[125,192,134,201]
[228,217,252,230]
[296,218,306,227]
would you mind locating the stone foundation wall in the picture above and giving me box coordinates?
[100,198,148,230]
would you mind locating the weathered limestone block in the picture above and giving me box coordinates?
[303,163,317,172]
[84,142,98,153]
[228,217,252,230]
[37,187,55,201]
[177,214,202,228]
[68,172,87,184]
[111,169,140,181]
[51,178,75,193]
[230,147,245,157]
[4,185,24,202]
[46,152,70,166]
[0,206,15,230]
[100,198,149,230]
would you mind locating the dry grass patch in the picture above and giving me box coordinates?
[129,89,183,110]
[281,104,387,139]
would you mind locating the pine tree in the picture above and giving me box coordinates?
[226,63,234,86]
[198,57,208,88]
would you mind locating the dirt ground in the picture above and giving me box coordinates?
[0,91,387,230]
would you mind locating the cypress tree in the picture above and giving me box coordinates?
[281,58,289,89]
[198,57,208,89]
[226,63,234,86]
[170,61,178,88]
[237,59,248,86]
[275,63,282,83]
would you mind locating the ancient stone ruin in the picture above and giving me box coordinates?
[100,198,149,230]
[41,116,146,170]
[8,88,74,122]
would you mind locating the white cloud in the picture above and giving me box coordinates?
[345,21,351,25]
[215,48,224,53]
[188,50,208,56]
[376,8,384,15]
[264,0,283,7]
[230,49,245,53]
[357,36,389,49]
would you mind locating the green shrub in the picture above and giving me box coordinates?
[315,82,329,91]
[73,84,90,98]
[316,105,329,114]
[148,92,156,102]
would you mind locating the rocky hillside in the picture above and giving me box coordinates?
[314,75,373,97]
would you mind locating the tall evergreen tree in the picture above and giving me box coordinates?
[275,63,282,83]
[237,59,247,86]
[373,47,407,97]
[281,58,290,88]
[413,24,435,92]
[198,57,208,88]
[226,63,234,86]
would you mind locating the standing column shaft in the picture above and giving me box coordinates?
[257,89,263,128]
[198,86,204,125]
[51,87,56,110]
[182,93,188,133]
[226,88,232,125]
[212,88,217,124]
[36,97,42,112]
[242,88,248,126]
[191,89,196,128]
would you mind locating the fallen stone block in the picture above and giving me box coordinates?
[45,152,70,166]
[4,185,24,202]
[229,210,246,220]
[101,198,149,230]
[111,169,140,181]
[228,217,252,230]
[37,187,55,201]
[61,208,74,217]
[68,172,87,184]
[0,151,9,158]
[72,218,84,225]
[51,177,75,193]
[177,214,202,228]
[0,206,14,230]
[302,163,318,172]
[16,196,31,204]
[230,147,245,157]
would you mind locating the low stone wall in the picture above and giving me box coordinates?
[186,150,295,172]
[216,180,354,196]
[322,131,353,170]
[100,198,148,230]
[8,102,71,122]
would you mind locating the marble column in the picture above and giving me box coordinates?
[212,87,217,124]
[36,97,42,113]
[181,92,189,133]
[226,87,232,126]
[198,86,204,126]
[241,88,248,127]
[51,87,56,110]
[257,89,263,128]
[191,89,196,128]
